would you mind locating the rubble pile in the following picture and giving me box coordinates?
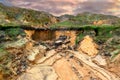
[15,35,120,80]
[1,34,120,80]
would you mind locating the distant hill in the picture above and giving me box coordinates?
[0,3,120,29]
[51,12,120,28]
[0,3,58,28]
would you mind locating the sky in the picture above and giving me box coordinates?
[1,0,120,17]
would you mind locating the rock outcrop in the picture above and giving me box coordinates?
[78,35,99,56]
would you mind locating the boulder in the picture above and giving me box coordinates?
[92,55,107,66]
[27,45,47,61]
[17,65,58,80]
[58,35,67,41]
[111,36,120,44]
[54,40,63,46]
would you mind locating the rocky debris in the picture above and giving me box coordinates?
[58,35,67,41]
[92,55,107,66]
[4,38,28,49]
[106,36,120,46]
[54,40,63,47]
[110,49,120,61]
[111,52,120,63]
[83,30,96,37]
[112,36,120,44]
[78,35,99,56]
[11,54,28,75]
[0,46,29,80]
[113,28,120,36]
[1,29,120,80]
[40,35,71,50]
[0,30,12,43]
[17,65,58,80]
[99,35,120,57]
[26,44,47,62]
[54,35,71,49]
[36,50,56,64]
[0,30,6,41]
[68,50,120,80]
[55,31,76,46]
[22,38,119,80]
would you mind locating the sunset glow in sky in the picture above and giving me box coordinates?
[3,0,120,17]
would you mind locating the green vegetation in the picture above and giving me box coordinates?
[76,25,119,43]
[0,3,56,27]
[94,26,117,41]
[0,2,120,56]
[75,26,120,59]
[1,3,120,29]
[1,2,120,79]
[5,28,25,39]
[51,12,120,28]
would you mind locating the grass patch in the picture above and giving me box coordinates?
[5,28,25,40]
[76,25,120,45]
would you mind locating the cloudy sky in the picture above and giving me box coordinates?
[1,0,120,17]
